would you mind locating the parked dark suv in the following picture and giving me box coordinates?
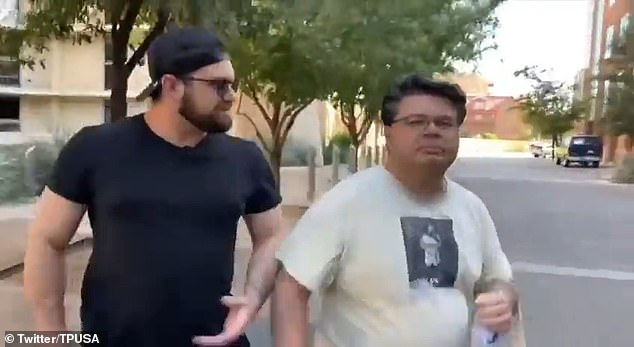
[555,135,603,168]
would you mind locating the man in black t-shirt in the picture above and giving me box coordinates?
[22,27,285,347]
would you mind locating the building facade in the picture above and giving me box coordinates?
[0,0,330,158]
[0,0,150,139]
[586,0,633,164]
[462,96,530,140]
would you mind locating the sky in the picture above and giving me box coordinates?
[462,0,592,96]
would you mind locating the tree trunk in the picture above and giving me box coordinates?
[110,27,130,123]
[110,63,129,122]
[551,134,557,159]
[269,147,282,193]
[350,144,360,172]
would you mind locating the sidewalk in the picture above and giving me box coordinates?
[0,204,307,342]
[0,207,92,273]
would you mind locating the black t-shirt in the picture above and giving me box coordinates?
[47,114,281,347]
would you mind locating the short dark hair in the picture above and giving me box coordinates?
[380,74,467,126]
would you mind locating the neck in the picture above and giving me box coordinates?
[144,104,206,147]
[384,158,446,200]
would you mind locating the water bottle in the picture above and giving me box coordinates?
[471,324,510,347]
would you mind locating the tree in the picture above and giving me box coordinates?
[229,1,330,187]
[1,0,320,189]
[598,23,634,152]
[299,0,504,170]
[0,0,251,122]
[513,66,585,157]
[602,72,634,151]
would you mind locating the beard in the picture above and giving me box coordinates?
[178,94,233,133]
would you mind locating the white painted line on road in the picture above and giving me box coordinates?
[452,175,623,186]
[512,262,634,281]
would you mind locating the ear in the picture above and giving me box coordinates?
[161,75,184,100]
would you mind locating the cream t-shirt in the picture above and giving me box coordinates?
[276,166,513,347]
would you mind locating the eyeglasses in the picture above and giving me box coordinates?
[181,77,239,97]
[391,114,457,130]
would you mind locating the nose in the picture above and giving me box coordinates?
[421,123,442,138]
[223,88,236,103]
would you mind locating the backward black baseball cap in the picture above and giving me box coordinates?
[138,26,227,99]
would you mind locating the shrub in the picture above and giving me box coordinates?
[323,132,352,165]
[612,154,634,184]
[330,132,353,149]
[281,138,316,167]
[0,131,72,204]
[0,144,33,203]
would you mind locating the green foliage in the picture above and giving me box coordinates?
[1,0,253,121]
[300,0,504,149]
[230,1,330,160]
[329,132,353,150]
[281,138,314,167]
[597,21,634,139]
[612,154,634,184]
[0,144,33,204]
[513,66,585,144]
[602,74,634,138]
[0,130,73,204]
[322,132,353,165]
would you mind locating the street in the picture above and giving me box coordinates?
[248,156,634,346]
[450,156,634,347]
[2,156,632,346]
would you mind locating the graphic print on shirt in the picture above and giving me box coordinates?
[400,216,459,288]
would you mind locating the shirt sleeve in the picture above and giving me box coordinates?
[46,127,96,205]
[476,198,513,282]
[276,192,347,292]
[243,142,282,215]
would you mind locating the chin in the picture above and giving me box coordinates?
[414,156,451,168]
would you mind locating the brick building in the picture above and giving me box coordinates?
[586,0,633,164]
[462,96,530,140]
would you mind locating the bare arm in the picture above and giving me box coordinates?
[242,204,287,309]
[23,188,85,331]
[272,268,312,347]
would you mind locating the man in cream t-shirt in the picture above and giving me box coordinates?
[272,74,519,347]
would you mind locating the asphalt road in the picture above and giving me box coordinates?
[247,156,634,347]
[449,156,634,347]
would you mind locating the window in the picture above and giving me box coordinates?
[571,136,601,146]
[604,25,614,58]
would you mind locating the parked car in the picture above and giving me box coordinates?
[555,135,603,168]
[529,141,554,158]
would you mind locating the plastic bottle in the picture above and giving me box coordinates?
[471,325,510,347]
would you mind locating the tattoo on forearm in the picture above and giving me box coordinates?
[245,241,281,308]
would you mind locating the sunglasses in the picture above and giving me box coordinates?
[180,77,240,97]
